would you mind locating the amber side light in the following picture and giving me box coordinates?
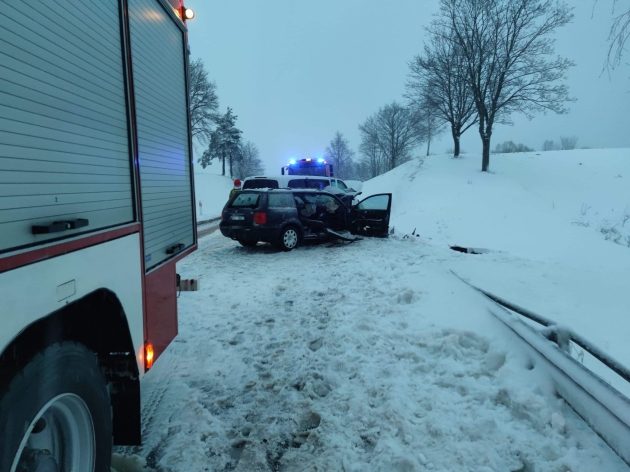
[145,343,155,370]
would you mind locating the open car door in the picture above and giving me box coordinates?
[351,193,392,237]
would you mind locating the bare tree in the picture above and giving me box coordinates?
[188,59,219,145]
[607,1,630,69]
[407,34,476,157]
[358,127,387,179]
[559,135,578,150]
[542,139,557,151]
[325,132,355,179]
[359,102,423,172]
[421,98,442,156]
[234,141,264,179]
[439,0,574,171]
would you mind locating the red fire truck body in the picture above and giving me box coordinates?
[0,0,196,469]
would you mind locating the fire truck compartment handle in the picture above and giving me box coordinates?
[166,242,185,255]
[31,218,90,235]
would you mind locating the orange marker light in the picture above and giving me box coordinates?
[145,343,155,370]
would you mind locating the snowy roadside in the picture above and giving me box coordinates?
[114,233,627,471]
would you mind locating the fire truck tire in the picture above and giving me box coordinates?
[0,342,112,472]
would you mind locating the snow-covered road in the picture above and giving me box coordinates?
[115,232,627,471]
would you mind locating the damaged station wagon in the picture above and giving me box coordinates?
[220,189,392,250]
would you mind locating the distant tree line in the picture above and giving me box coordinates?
[542,136,579,151]
[494,141,533,154]
[189,59,264,179]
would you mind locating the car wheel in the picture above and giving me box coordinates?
[0,342,112,472]
[278,226,300,251]
[238,239,258,247]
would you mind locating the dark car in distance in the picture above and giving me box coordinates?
[220,189,392,250]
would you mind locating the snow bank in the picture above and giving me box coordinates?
[194,170,234,220]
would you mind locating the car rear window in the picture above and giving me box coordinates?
[306,179,329,190]
[287,179,306,188]
[243,179,279,189]
[230,193,261,208]
[288,179,329,190]
[268,193,296,208]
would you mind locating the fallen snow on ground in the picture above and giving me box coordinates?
[115,149,630,471]
[115,233,626,471]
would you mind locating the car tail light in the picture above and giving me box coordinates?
[253,211,267,225]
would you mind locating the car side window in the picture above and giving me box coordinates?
[315,194,341,214]
[358,194,390,211]
[297,194,317,217]
[268,193,296,208]
[230,193,261,208]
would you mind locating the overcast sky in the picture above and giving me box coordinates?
[185,0,629,174]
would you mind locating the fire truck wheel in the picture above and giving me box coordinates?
[0,342,112,472]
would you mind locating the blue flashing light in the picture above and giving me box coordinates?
[288,159,297,165]
[317,158,325,164]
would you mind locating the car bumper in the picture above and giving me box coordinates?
[219,224,280,243]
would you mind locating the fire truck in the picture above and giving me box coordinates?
[281,158,334,177]
[0,1,196,470]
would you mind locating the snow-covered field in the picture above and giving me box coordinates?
[115,149,630,471]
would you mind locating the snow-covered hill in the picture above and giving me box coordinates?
[363,148,630,256]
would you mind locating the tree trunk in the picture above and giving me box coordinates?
[426,137,431,156]
[478,116,491,172]
[481,136,491,172]
[229,155,233,178]
[452,126,461,158]
[221,154,226,176]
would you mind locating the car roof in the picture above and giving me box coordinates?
[239,188,339,196]
[243,175,339,182]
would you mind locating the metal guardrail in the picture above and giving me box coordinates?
[469,284,630,385]
[451,270,630,466]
